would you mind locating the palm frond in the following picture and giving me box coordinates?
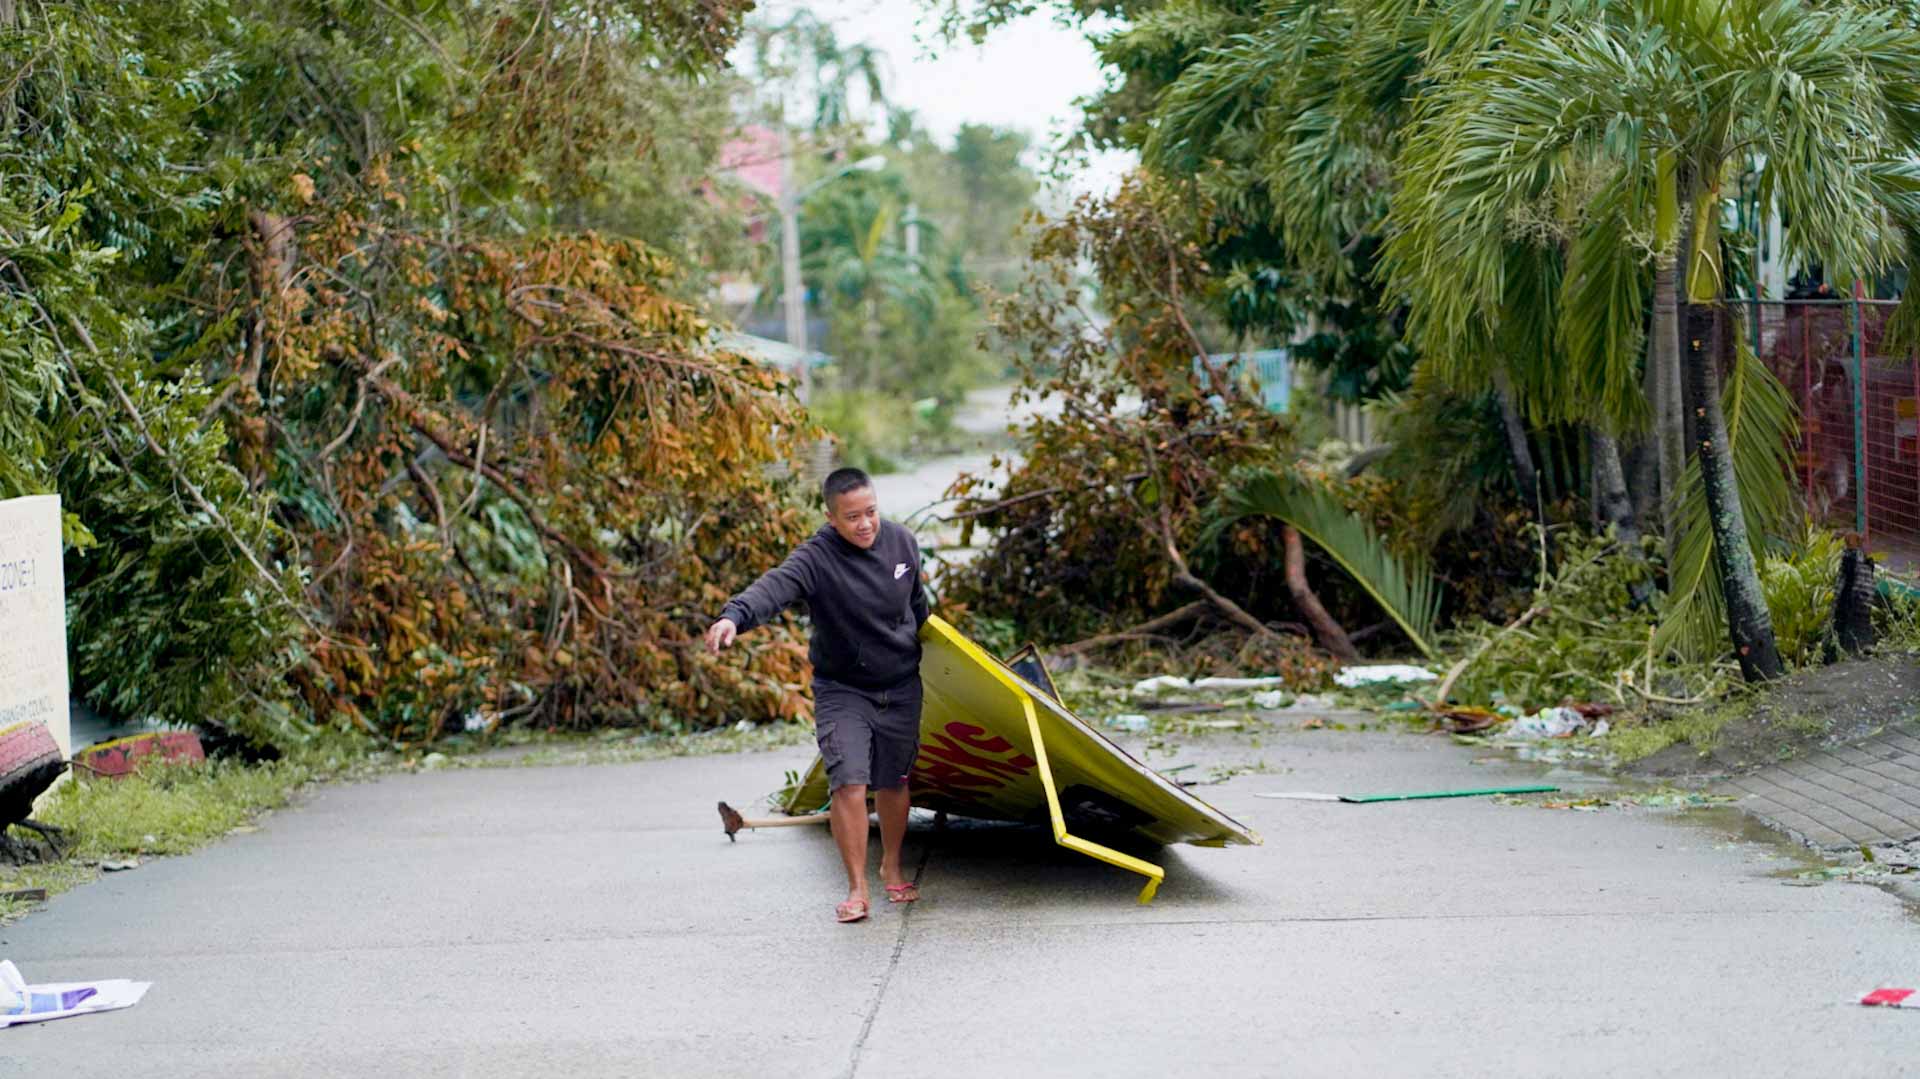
[1207,468,1443,658]
[1654,342,1800,659]
[1556,169,1654,432]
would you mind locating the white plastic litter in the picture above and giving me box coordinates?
[1130,675,1290,696]
[1106,713,1151,732]
[1501,706,1587,740]
[1589,719,1611,738]
[1331,665,1438,688]
[1252,690,1290,709]
[0,960,151,1027]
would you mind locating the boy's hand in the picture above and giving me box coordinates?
[705,618,738,654]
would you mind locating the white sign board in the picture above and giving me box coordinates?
[0,495,71,778]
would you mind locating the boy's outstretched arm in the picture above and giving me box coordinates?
[706,548,817,653]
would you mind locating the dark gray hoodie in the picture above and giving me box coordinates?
[719,520,928,689]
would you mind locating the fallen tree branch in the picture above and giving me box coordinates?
[1430,602,1549,706]
[17,290,298,613]
[365,370,606,589]
[1622,681,1713,708]
[319,354,399,460]
[942,471,1151,522]
[1054,600,1209,657]
[1284,524,1359,661]
[1128,430,1299,650]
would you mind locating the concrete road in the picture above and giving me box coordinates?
[4,728,1916,1078]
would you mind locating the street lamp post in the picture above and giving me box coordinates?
[778,130,809,402]
[773,144,885,405]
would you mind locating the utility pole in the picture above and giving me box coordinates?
[779,129,811,405]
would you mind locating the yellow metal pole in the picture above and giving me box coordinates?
[1018,695,1166,903]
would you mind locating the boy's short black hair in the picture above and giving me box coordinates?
[822,467,873,509]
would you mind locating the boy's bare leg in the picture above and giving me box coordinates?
[830,784,871,904]
[875,785,913,892]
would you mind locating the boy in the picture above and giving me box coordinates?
[705,467,928,923]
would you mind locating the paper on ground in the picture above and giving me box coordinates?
[1331,665,1437,688]
[0,960,151,1027]
[1860,987,1919,1008]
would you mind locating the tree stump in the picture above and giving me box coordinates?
[1826,544,1877,661]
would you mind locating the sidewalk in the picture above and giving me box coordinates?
[1721,724,1920,850]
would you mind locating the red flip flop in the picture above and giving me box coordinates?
[836,899,870,923]
[884,882,919,904]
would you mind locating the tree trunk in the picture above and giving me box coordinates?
[1674,217,1701,459]
[1626,437,1658,530]
[1649,250,1685,549]
[1591,428,1652,605]
[1683,302,1783,682]
[1283,525,1358,661]
[1826,546,1877,661]
[1491,368,1539,511]
[1590,429,1639,546]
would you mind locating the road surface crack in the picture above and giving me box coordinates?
[845,837,934,1079]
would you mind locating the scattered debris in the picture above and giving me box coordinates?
[1786,862,1918,886]
[1860,988,1918,1009]
[1135,701,1228,714]
[1106,714,1151,732]
[1332,665,1437,688]
[1257,785,1558,803]
[100,858,140,872]
[1130,675,1290,696]
[1252,690,1291,709]
[0,960,152,1027]
[1502,706,1588,739]
[716,801,831,841]
[73,731,205,780]
[1497,789,1737,811]
[1432,706,1502,734]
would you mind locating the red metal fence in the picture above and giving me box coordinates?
[1738,297,1920,563]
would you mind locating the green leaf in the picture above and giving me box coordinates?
[1206,468,1443,658]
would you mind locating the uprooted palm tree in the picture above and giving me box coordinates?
[1383,0,1920,682]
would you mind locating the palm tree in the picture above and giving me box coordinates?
[1382,0,1920,681]
[1141,0,1589,518]
[795,178,941,393]
[744,12,888,134]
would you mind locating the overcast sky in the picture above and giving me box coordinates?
[739,0,1134,198]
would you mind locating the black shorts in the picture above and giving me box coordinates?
[813,676,923,791]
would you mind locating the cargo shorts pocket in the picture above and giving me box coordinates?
[814,710,844,776]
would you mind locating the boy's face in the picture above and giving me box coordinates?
[826,485,881,549]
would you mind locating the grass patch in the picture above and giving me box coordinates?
[1603,699,1748,762]
[0,746,374,923]
[0,859,95,922]
[38,757,315,858]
